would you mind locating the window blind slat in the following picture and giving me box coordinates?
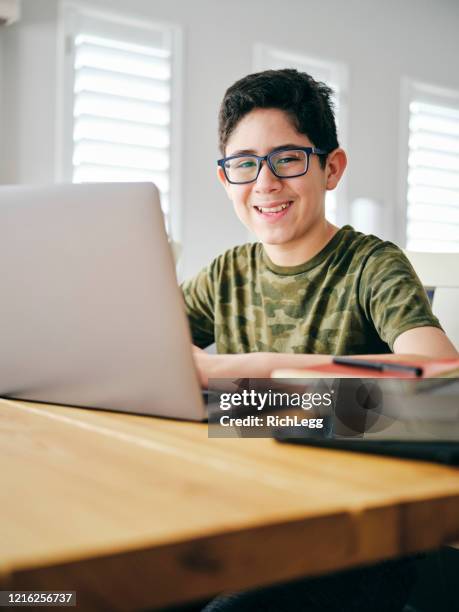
[411,101,459,121]
[73,141,169,172]
[409,131,459,155]
[407,202,459,224]
[74,116,169,149]
[75,42,170,80]
[75,67,170,104]
[408,167,459,190]
[410,114,459,137]
[73,137,169,158]
[407,239,459,253]
[74,91,170,125]
[407,219,459,241]
[76,34,170,59]
[408,185,459,208]
[408,150,459,172]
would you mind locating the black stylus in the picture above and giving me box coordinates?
[332,357,424,377]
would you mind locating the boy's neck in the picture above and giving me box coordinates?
[263,220,339,267]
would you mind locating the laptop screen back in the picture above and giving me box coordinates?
[0,183,205,420]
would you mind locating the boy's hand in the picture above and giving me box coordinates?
[191,345,212,387]
[191,345,206,355]
[190,347,332,389]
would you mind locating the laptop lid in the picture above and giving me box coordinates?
[0,182,206,420]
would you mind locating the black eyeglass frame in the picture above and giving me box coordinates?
[217,146,328,184]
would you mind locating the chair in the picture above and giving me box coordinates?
[403,251,459,350]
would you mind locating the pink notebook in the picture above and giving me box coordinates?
[288,358,459,379]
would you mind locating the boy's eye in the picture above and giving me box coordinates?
[277,156,297,164]
[235,159,257,169]
[274,151,303,165]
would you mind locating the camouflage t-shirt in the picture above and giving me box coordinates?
[181,225,441,355]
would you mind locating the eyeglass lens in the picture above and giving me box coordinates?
[224,149,308,183]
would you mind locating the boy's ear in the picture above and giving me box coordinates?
[217,166,233,199]
[325,148,347,190]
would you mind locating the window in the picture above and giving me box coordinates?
[254,44,349,224]
[59,3,182,237]
[401,80,459,252]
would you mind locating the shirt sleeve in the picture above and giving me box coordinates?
[358,244,443,351]
[180,260,218,349]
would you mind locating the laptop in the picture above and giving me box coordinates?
[0,182,206,420]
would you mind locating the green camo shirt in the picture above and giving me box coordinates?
[181,225,441,355]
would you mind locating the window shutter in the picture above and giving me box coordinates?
[63,6,176,226]
[406,100,459,252]
[72,34,171,217]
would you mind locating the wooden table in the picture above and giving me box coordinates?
[2,397,459,611]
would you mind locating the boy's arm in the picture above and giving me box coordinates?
[191,348,332,388]
[192,322,459,389]
[192,339,458,388]
[393,326,458,358]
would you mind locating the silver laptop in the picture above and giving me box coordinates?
[0,182,206,420]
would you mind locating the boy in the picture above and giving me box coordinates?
[182,69,457,385]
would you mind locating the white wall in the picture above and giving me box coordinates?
[0,0,58,185]
[1,0,459,279]
[0,28,3,155]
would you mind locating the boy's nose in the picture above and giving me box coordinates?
[254,161,282,191]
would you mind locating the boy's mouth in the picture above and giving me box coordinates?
[253,200,293,219]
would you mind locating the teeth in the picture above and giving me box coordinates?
[257,202,291,213]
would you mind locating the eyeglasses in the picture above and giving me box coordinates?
[217,147,328,185]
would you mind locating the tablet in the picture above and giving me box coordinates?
[274,428,459,465]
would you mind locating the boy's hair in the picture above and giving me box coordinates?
[218,69,339,169]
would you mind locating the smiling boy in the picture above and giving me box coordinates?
[182,69,457,385]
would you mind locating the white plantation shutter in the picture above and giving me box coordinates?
[406,99,459,252]
[254,45,348,224]
[61,5,179,229]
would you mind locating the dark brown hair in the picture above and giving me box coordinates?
[218,69,339,169]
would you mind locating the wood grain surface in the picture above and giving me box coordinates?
[2,398,459,610]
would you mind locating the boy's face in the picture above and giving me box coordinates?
[218,108,343,250]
